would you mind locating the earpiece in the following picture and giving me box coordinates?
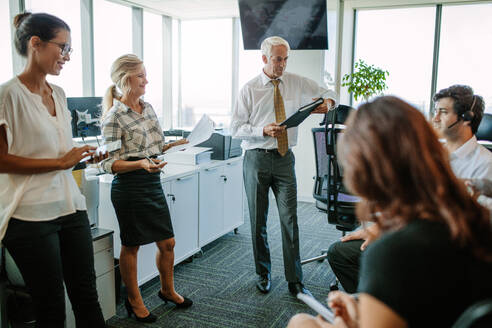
[447,95,476,129]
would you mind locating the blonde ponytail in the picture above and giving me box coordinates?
[101,84,120,122]
[100,54,143,122]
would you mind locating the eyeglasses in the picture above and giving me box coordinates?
[46,41,73,57]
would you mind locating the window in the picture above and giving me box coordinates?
[238,26,263,91]
[437,3,492,113]
[0,0,12,83]
[324,6,338,92]
[353,7,436,112]
[172,19,180,128]
[25,0,83,96]
[178,19,232,129]
[143,11,164,122]
[93,0,132,96]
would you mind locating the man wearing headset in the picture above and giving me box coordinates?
[432,84,492,177]
[326,85,492,294]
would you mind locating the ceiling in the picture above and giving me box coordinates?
[120,0,240,19]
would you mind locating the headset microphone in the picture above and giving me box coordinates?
[447,96,476,129]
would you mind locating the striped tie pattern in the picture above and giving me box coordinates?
[271,79,288,156]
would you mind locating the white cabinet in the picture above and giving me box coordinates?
[162,173,199,264]
[223,159,244,232]
[199,158,244,247]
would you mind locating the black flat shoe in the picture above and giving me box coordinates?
[124,298,157,323]
[288,282,313,298]
[158,291,193,308]
[256,273,271,294]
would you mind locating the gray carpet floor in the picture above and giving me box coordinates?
[107,201,342,328]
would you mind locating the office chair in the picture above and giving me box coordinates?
[302,105,359,265]
[476,113,492,151]
[452,298,492,328]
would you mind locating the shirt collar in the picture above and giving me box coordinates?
[113,98,145,113]
[261,70,284,86]
[451,135,478,160]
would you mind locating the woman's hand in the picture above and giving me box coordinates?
[87,150,109,164]
[58,146,95,170]
[163,139,189,153]
[139,158,167,173]
[327,291,359,328]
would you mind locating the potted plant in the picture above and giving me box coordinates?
[342,59,389,102]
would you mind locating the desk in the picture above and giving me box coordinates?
[98,157,244,286]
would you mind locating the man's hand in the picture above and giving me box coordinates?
[340,224,379,251]
[311,98,335,114]
[263,123,286,137]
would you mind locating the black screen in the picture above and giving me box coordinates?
[67,97,103,137]
[239,0,328,50]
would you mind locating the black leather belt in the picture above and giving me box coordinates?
[253,148,279,153]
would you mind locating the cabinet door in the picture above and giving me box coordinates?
[223,159,244,232]
[198,166,224,246]
[170,174,199,263]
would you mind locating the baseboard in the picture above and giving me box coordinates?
[297,195,315,203]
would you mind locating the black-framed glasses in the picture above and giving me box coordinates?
[46,41,73,56]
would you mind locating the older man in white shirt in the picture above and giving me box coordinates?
[231,36,337,297]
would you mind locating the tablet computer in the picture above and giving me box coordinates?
[280,97,324,129]
[297,293,335,323]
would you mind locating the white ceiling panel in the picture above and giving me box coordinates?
[119,0,239,19]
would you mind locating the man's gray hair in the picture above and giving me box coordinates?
[260,36,290,58]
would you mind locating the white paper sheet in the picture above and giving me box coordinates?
[164,114,215,154]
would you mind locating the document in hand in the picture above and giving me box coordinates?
[280,97,324,129]
[165,114,215,154]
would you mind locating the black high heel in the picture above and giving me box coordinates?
[157,291,193,308]
[124,298,157,323]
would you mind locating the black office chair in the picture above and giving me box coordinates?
[302,105,359,265]
[452,298,492,328]
[476,113,492,152]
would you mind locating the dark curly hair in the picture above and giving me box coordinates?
[433,85,484,134]
[13,12,70,57]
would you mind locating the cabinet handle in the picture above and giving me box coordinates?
[167,193,176,202]
[226,162,237,166]
[177,175,193,182]
[220,175,227,182]
[205,167,220,172]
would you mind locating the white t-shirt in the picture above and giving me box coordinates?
[450,136,492,179]
[0,77,86,240]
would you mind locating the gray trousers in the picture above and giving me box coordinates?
[243,149,302,283]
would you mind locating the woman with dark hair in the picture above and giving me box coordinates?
[288,96,492,328]
[0,12,106,328]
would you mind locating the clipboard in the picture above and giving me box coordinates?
[280,97,324,128]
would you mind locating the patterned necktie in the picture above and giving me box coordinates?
[271,79,288,156]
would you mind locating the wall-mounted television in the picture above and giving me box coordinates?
[239,0,328,50]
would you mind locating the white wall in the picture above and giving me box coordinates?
[286,50,326,202]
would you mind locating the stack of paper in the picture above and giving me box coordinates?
[160,147,213,165]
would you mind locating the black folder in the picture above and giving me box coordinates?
[280,97,324,128]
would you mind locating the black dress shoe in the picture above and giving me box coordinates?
[157,291,193,308]
[288,282,313,297]
[256,273,271,293]
[124,298,157,323]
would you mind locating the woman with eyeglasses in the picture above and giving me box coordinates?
[0,12,106,328]
[100,54,191,323]
[287,96,492,328]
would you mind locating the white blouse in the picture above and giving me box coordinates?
[0,77,86,240]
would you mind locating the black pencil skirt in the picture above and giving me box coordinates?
[111,169,174,246]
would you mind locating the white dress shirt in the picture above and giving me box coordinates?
[0,77,86,241]
[231,71,338,150]
[450,136,492,179]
